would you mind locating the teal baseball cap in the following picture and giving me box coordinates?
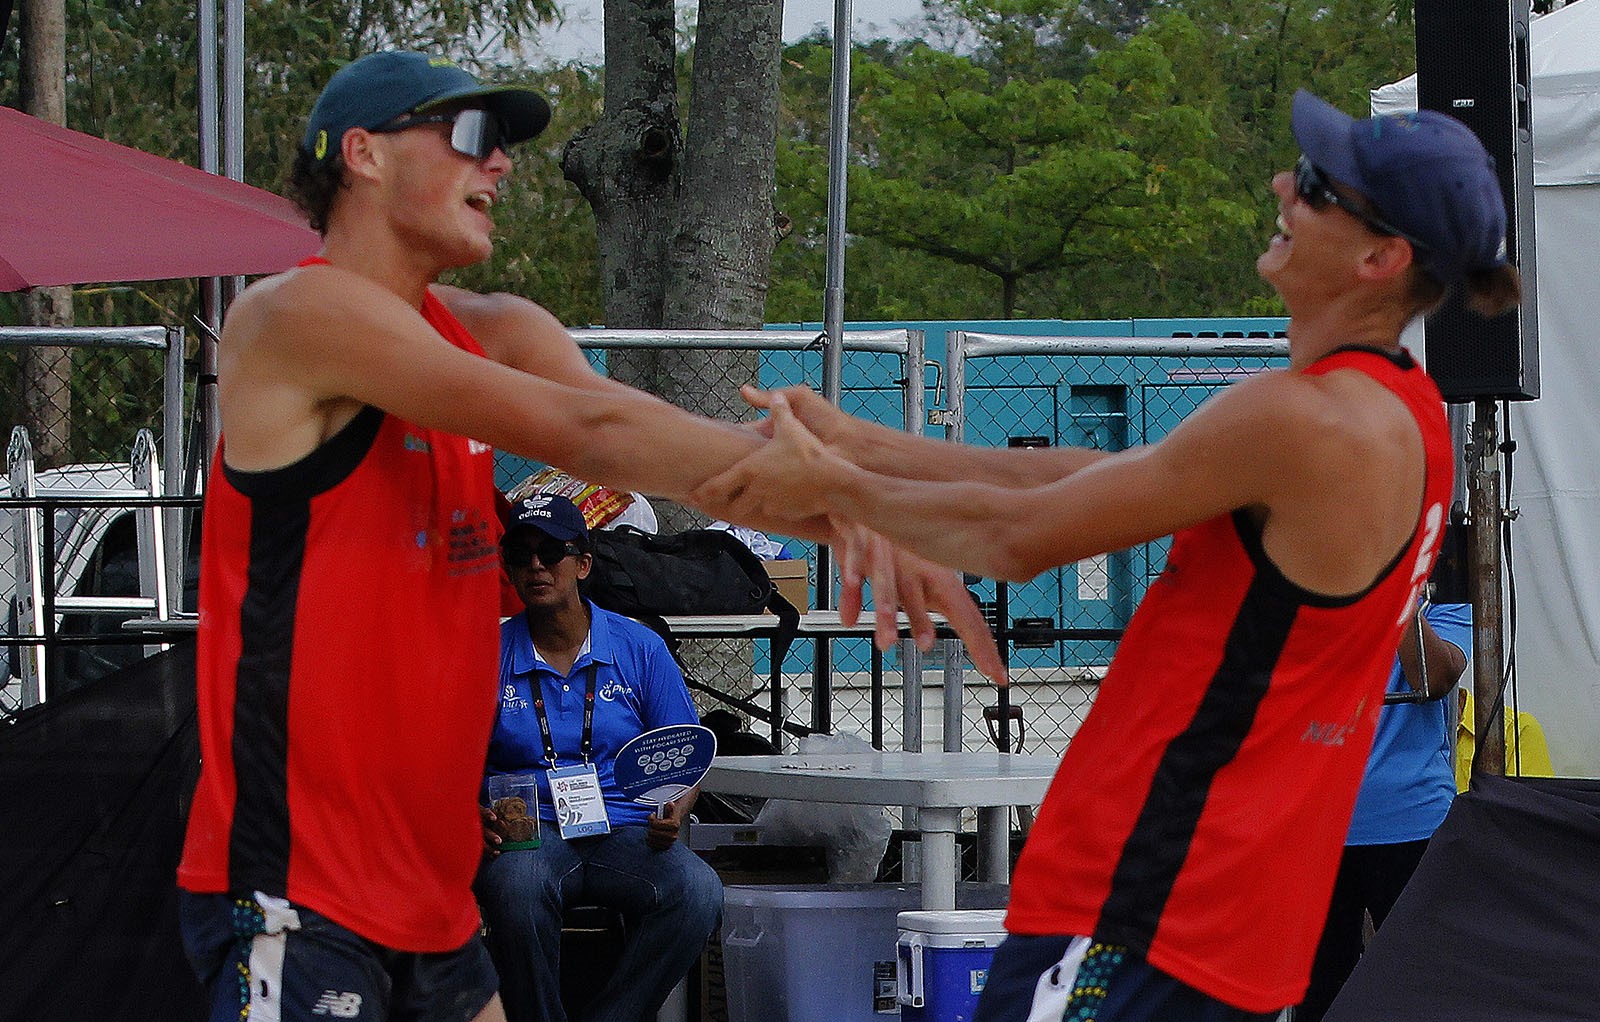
[301,51,551,163]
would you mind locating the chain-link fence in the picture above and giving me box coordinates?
[492,328,928,746]
[484,326,1292,759]
[0,326,187,476]
[939,330,1291,758]
[1,326,192,719]
[1,319,1290,758]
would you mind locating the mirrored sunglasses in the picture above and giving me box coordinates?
[1292,156,1426,251]
[503,536,583,569]
[374,107,510,161]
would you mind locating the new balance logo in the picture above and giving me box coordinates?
[312,990,363,1018]
[1301,719,1356,747]
[1302,695,1371,748]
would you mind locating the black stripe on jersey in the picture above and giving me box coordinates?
[1094,568,1300,955]
[223,405,384,501]
[223,406,383,891]
[227,497,308,891]
[1319,344,1415,371]
[1234,459,1419,611]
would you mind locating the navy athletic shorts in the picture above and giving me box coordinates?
[178,890,498,1022]
[973,933,1283,1022]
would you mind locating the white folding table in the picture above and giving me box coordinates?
[703,750,1059,909]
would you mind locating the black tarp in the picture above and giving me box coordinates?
[1327,774,1600,1022]
[0,642,205,1022]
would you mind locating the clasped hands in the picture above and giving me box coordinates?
[696,386,1006,686]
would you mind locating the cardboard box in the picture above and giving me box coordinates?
[686,821,767,852]
[762,558,810,611]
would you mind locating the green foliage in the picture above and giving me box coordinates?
[773,13,1257,319]
[769,0,1419,321]
[0,0,603,458]
[1,0,1429,333]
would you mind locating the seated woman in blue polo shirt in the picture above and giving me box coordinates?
[476,494,722,1022]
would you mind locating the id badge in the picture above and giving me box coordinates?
[548,764,611,838]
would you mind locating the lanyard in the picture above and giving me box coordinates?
[531,661,598,768]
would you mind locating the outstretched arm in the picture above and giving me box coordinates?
[220,267,773,507]
[742,385,1112,489]
[694,390,1238,581]
[446,289,1004,678]
[696,368,1421,599]
[221,267,1006,675]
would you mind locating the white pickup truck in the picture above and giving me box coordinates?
[0,463,196,717]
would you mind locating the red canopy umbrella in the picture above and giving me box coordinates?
[0,105,319,291]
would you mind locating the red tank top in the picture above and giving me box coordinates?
[1005,347,1452,1011]
[178,268,502,951]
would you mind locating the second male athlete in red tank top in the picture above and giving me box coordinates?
[691,89,1522,1020]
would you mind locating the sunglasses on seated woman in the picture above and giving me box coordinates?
[373,107,510,161]
[502,537,584,569]
[1293,156,1427,251]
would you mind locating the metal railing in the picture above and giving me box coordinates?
[1,318,1300,757]
[1,326,193,719]
[551,328,931,750]
[0,326,187,494]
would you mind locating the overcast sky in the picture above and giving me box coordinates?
[534,0,929,62]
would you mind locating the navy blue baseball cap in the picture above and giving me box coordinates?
[302,51,551,163]
[506,494,590,544]
[1291,89,1508,285]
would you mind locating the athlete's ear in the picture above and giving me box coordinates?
[1358,234,1415,284]
[341,127,384,182]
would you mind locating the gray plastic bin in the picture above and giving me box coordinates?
[719,883,1008,1022]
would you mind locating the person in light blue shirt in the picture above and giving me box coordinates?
[476,495,722,1022]
[1297,599,1471,1021]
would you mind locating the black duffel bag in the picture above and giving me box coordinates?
[583,526,801,665]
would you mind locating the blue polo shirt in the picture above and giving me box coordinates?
[485,601,698,828]
[1346,602,1472,845]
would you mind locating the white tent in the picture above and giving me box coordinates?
[1375,0,1600,775]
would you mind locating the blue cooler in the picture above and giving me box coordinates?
[896,910,1007,1022]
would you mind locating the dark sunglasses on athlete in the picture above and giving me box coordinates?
[502,536,583,569]
[373,107,510,161]
[1292,155,1426,251]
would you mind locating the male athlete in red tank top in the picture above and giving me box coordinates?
[691,89,1521,1020]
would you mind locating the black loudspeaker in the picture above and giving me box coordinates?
[1415,0,1539,402]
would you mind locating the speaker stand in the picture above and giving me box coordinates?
[1467,398,1509,778]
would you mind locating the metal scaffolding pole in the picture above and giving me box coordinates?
[812,0,854,715]
[197,0,222,473]
[1468,398,1507,780]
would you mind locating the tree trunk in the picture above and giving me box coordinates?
[654,0,785,708]
[665,0,782,333]
[651,0,782,533]
[18,0,74,469]
[572,0,786,712]
[569,0,783,532]
[562,0,680,333]
[17,291,73,469]
[562,0,679,473]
